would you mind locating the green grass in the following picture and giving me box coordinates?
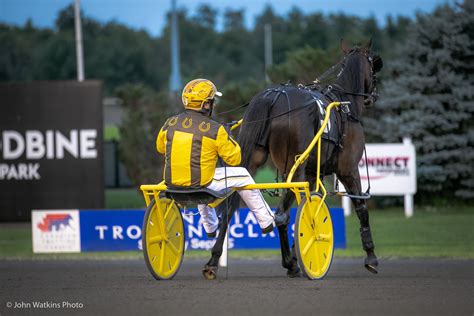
[105,188,144,209]
[0,225,32,258]
[104,124,120,141]
[338,205,474,258]
[1,206,472,260]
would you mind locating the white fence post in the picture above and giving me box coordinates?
[402,137,415,218]
[404,194,414,218]
[342,196,352,217]
[219,231,228,267]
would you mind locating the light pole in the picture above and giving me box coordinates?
[169,0,182,94]
[74,0,85,82]
[264,23,273,83]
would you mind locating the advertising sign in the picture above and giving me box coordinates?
[80,210,144,251]
[358,142,417,195]
[339,139,417,217]
[32,210,81,253]
[0,81,104,221]
[32,208,346,253]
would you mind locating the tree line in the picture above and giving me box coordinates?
[0,4,411,93]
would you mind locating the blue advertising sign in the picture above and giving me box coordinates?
[78,208,346,252]
[80,210,144,251]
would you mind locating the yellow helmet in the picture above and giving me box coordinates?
[182,79,222,111]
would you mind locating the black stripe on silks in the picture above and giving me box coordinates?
[190,134,202,187]
[165,129,175,185]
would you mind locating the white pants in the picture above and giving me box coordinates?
[198,167,275,234]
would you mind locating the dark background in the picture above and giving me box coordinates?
[0,81,104,221]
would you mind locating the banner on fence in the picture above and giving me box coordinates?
[339,138,417,218]
[32,210,81,253]
[32,208,345,253]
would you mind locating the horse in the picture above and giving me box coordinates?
[202,39,383,279]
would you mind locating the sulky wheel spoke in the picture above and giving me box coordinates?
[302,236,316,257]
[167,240,179,256]
[163,202,174,221]
[302,212,314,232]
[148,235,163,246]
[150,206,160,228]
[313,204,323,224]
[159,241,165,272]
[166,212,178,233]
[312,240,322,272]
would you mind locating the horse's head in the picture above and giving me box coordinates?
[340,39,383,107]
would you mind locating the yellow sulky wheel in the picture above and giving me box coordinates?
[142,198,185,280]
[295,195,334,280]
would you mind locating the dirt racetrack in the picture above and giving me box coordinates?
[1,258,473,315]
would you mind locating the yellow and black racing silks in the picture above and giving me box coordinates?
[156,110,241,188]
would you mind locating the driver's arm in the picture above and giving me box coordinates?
[216,126,241,166]
[156,127,166,155]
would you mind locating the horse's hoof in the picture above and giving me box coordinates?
[364,253,378,274]
[286,266,301,278]
[202,265,218,280]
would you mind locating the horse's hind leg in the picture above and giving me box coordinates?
[338,173,378,273]
[202,203,235,280]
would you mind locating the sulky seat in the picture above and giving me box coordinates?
[165,187,233,206]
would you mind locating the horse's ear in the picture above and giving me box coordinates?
[340,38,350,54]
[364,38,373,52]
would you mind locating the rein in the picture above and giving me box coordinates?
[329,83,372,98]
[313,50,355,84]
[312,49,379,108]
[216,102,249,115]
[236,96,315,126]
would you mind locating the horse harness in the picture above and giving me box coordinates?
[312,48,383,146]
[256,84,350,151]
[314,48,382,112]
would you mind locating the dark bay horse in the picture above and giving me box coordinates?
[202,39,383,279]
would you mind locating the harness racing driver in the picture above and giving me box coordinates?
[156,79,276,237]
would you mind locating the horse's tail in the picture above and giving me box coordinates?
[237,95,272,169]
[216,95,272,220]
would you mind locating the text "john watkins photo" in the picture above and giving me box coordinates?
[7,301,84,309]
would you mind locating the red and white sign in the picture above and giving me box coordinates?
[339,138,417,218]
[32,210,81,253]
[358,141,417,195]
